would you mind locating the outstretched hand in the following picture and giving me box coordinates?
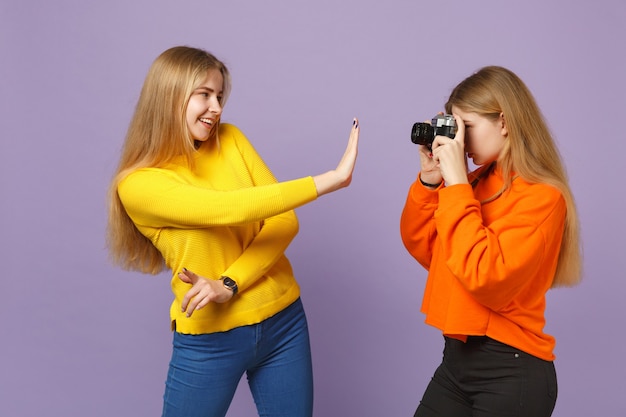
[313,118,360,197]
[178,268,233,317]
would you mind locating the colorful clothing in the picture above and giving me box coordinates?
[400,166,565,360]
[118,123,318,334]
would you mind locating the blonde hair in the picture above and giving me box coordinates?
[445,66,582,287]
[107,46,231,273]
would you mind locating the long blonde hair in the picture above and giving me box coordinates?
[107,46,232,273]
[445,66,582,287]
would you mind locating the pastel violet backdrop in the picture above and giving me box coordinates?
[1,1,625,416]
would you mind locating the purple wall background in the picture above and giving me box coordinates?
[2,1,625,416]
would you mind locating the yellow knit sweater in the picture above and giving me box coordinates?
[118,124,318,334]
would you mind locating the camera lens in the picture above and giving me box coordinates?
[411,122,434,146]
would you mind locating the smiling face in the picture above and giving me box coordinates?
[186,69,224,142]
[453,106,508,166]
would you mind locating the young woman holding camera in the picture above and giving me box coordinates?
[400,66,581,417]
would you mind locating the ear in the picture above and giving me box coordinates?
[499,112,508,137]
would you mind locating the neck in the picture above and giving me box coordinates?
[470,162,496,188]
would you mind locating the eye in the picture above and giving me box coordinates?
[217,95,224,104]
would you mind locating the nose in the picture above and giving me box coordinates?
[209,100,222,115]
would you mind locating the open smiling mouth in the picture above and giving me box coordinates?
[199,118,214,128]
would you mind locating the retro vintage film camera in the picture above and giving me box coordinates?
[411,114,457,150]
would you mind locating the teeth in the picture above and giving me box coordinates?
[200,118,213,125]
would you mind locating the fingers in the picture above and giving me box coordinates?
[309,117,361,197]
[347,117,360,155]
[335,117,360,182]
[432,136,464,164]
[181,283,214,318]
[180,285,196,316]
[183,289,209,317]
[178,270,234,317]
[430,129,468,185]
[431,135,453,153]
[177,268,198,284]
[452,113,465,141]
[177,271,192,284]
[178,269,207,317]
[418,144,435,165]
[181,288,197,317]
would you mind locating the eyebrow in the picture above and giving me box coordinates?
[195,86,223,94]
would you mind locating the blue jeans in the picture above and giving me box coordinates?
[415,336,558,417]
[162,298,313,417]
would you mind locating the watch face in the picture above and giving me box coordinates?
[221,276,238,295]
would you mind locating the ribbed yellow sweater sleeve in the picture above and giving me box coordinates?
[118,170,316,230]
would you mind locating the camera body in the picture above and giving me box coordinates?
[411,114,457,149]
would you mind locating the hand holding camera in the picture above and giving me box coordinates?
[410,113,468,186]
[411,114,457,150]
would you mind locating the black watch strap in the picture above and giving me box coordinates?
[419,175,443,188]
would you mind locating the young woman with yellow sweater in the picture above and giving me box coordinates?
[400,66,581,417]
[107,46,359,417]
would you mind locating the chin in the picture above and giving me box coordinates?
[192,133,210,142]
[470,156,483,165]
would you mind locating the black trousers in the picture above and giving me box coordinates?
[415,336,557,417]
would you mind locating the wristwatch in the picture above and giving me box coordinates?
[220,276,238,296]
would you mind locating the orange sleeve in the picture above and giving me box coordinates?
[400,175,443,270]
